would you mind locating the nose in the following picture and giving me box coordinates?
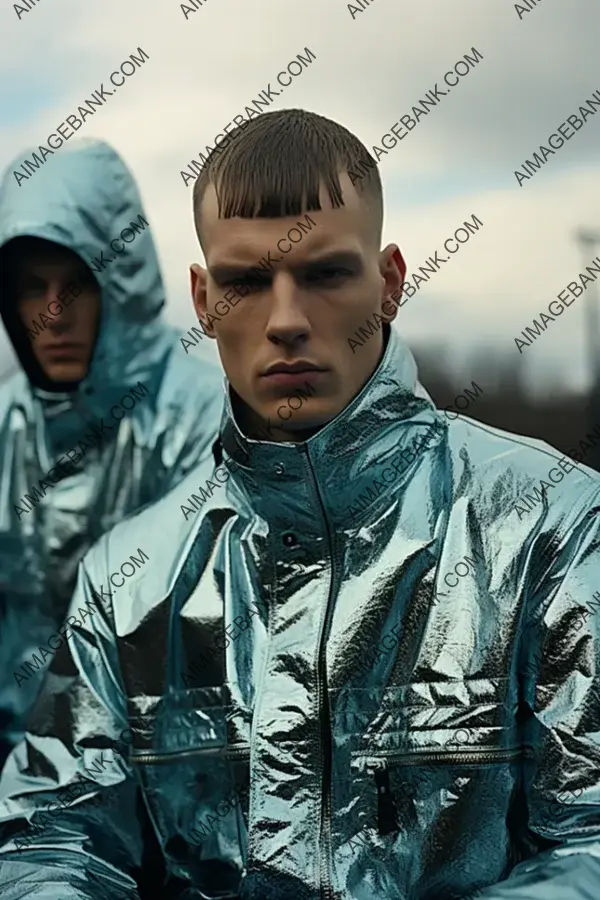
[46,281,75,331]
[265,271,311,346]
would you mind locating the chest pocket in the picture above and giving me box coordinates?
[130,688,251,899]
[349,678,524,826]
[333,679,531,897]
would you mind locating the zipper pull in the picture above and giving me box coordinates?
[373,766,399,836]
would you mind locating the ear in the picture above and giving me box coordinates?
[391,246,407,284]
[378,245,407,325]
[190,263,216,340]
[379,243,405,296]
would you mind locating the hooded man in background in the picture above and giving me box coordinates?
[0,138,224,766]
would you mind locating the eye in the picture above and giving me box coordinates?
[20,280,45,297]
[227,276,269,293]
[307,267,352,283]
[79,274,99,290]
[75,268,97,284]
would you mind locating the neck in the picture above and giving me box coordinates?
[231,393,319,443]
[230,326,391,444]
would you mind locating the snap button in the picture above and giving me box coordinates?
[274,463,285,475]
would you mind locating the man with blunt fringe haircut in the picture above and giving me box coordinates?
[0,110,599,900]
[0,138,224,768]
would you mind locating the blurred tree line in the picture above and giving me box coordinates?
[412,343,600,473]
[2,343,599,471]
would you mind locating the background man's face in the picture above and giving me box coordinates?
[191,174,403,441]
[14,241,101,383]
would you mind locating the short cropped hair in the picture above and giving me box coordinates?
[192,108,383,246]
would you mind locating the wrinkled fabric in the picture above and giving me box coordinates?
[0,326,599,900]
[0,139,224,761]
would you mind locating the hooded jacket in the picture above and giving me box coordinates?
[0,138,223,760]
[0,326,599,900]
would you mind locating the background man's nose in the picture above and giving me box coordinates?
[46,282,74,330]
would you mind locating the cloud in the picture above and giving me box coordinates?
[0,0,598,389]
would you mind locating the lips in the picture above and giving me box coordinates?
[42,344,84,357]
[43,344,82,352]
[262,361,326,376]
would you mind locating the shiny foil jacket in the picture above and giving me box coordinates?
[0,328,599,900]
[0,139,224,759]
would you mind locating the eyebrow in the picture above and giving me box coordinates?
[19,263,90,282]
[19,273,47,283]
[209,250,363,282]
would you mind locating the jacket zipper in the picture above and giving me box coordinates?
[302,449,337,900]
[130,744,251,766]
[359,745,536,769]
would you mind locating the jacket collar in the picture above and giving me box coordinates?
[217,326,447,528]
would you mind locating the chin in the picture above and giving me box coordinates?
[43,363,86,383]
[280,410,334,433]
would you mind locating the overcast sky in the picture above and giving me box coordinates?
[1,0,599,397]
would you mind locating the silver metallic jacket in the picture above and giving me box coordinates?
[0,328,599,900]
[0,139,223,758]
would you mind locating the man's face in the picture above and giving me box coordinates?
[191,174,404,441]
[14,242,101,383]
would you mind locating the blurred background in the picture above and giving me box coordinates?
[1,0,599,468]
[414,343,600,471]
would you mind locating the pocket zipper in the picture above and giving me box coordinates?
[130,743,251,766]
[358,744,535,771]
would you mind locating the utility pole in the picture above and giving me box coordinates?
[575,228,600,471]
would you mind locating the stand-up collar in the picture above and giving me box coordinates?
[217,328,447,529]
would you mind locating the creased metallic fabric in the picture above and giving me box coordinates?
[0,138,224,759]
[0,328,599,900]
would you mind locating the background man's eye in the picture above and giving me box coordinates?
[21,284,44,296]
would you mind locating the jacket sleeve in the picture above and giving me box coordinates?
[0,550,145,900]
[160,351,225,489]
[472,483,600,900]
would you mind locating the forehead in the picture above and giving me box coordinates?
[10,238,79,262]
[11,241,82,272]
[199,174,374,265]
